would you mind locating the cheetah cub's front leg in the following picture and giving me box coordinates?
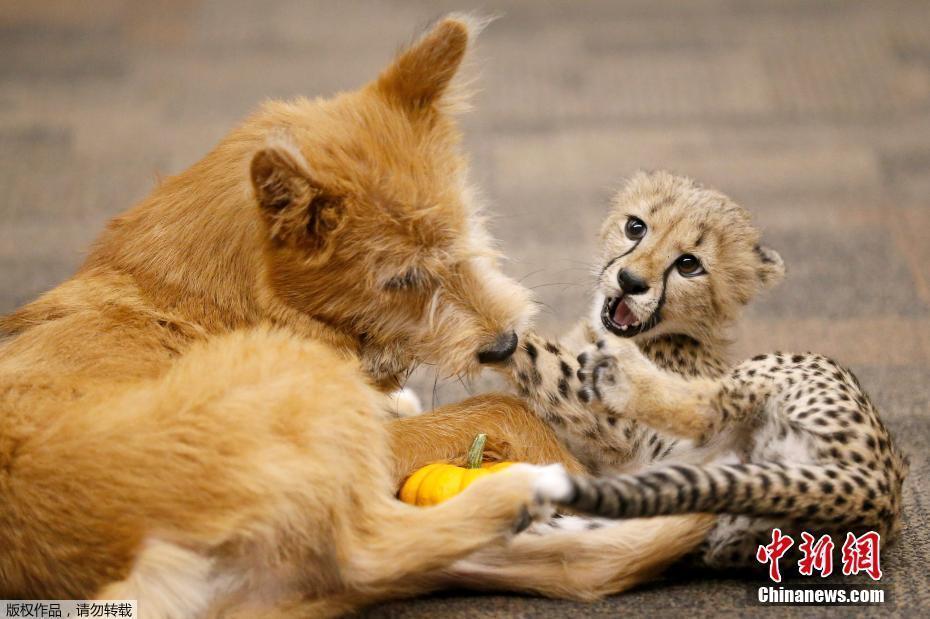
[577,339,722,442]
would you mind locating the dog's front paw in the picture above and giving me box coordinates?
[531,463,575,504]
[503,463,573,532]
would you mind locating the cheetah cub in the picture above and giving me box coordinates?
[507,171,908,568]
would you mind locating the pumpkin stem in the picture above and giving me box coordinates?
[466,433,487,469]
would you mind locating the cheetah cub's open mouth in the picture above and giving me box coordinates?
[601,294,659,338]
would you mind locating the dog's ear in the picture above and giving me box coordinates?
[376,16,473,112]
[250,142,344,251]
[755,244,785,289]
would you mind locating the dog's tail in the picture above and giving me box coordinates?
[434,514,713,600]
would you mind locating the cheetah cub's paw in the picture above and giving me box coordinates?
[575,338,643,414]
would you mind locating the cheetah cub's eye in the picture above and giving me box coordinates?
[676,254,705,277]
[625,216,647,240]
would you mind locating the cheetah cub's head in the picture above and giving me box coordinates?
[592,171,784,344]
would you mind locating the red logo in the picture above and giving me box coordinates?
[756,527,794,582]
[841,531,882,581]
[798,532,835,577]
[756,529,882,582]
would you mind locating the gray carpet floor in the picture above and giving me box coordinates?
[2,1,928,615]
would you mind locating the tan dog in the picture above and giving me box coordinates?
[0,16,710,615]
[0,17,587,617]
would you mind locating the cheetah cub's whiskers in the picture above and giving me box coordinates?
[505,171,908,569]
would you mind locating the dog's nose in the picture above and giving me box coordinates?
[617,269,650,295]
[477,330,519,364]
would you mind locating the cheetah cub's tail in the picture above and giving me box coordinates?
[553,461,905,536]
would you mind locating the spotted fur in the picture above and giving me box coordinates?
[505,172,908,568]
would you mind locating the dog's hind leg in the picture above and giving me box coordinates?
[340,463,573,598]
[79,329,573,615]
[218,463,575,615]
[437,513,714,600]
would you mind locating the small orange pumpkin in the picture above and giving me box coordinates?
[399,433,513,506]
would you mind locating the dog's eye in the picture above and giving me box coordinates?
[676,254,705,277]
[625,216,647,240]
[384,269,421,291]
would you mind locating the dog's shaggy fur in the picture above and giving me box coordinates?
[0,17,554,615]
[0,17,711,615]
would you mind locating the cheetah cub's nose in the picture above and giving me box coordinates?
[617,269,650,295]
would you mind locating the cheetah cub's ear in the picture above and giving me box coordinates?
[755,244,785,289]
[250,139,345,255]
